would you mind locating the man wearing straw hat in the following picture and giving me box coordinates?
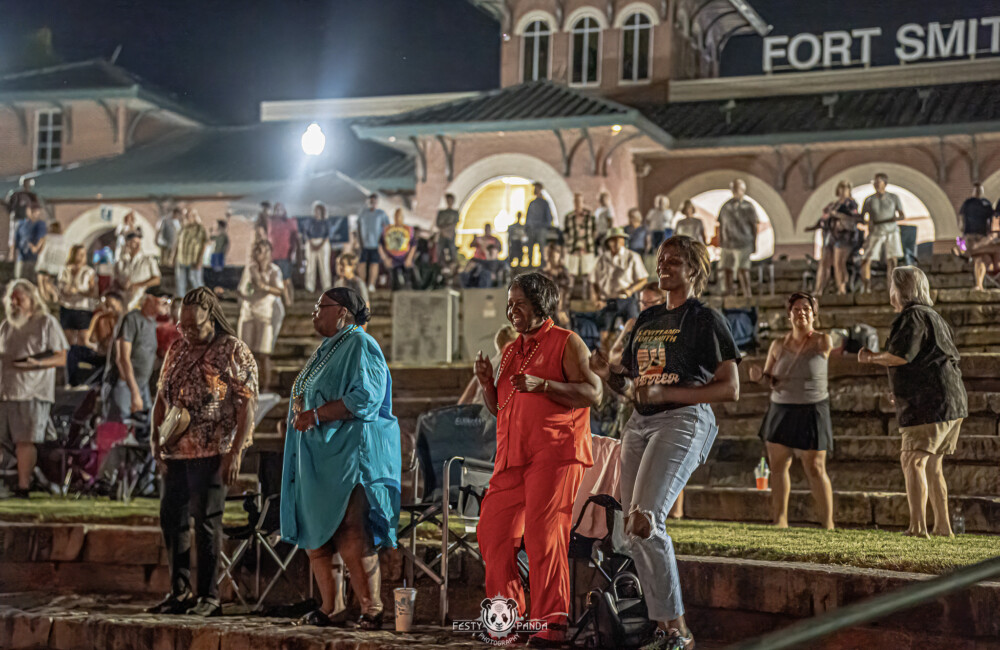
[589,227,649,349]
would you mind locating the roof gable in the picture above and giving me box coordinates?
[0,59,210,125]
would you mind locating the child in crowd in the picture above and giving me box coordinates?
[334,252,369,307]
[211,220,229,272]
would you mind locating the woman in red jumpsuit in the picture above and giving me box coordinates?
[475,272,602,647]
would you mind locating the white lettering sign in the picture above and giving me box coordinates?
[763,16,1000,72]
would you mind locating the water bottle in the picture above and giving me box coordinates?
[952,507,965,535]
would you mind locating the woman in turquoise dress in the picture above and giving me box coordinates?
[280,287,401,629]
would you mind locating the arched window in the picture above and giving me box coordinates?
[571,17,601,85]
[621,12,652,82]
[522,20,551,81]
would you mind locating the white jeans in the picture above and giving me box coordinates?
[619,404,718,622]
[304,240,332,293]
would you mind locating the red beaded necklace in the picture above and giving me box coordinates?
[495,319,554,412]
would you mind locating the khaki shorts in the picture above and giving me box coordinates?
[720,247,753,272]
[239,318,275,355]
[862,229,903,262]
[566,252,597,276]
[900,418,963,455]
[0,400,51,446]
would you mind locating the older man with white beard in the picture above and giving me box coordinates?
[0,280,68,498]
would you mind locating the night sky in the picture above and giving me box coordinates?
[1,0,998,124]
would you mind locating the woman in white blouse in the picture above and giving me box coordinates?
[56,244,98,345]
[237,239,286,391]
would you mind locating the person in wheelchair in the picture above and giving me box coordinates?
[592,236,740,650]
[474,273,602,648]
[280,287,400,630]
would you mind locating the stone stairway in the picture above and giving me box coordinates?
[232,254,1000,532]
[687,352,1000,532]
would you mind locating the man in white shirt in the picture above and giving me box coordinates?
[114,232,162,309]
[0,280,68,497]
[589,227,649,348]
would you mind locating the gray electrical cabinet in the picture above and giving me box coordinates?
[461,288,509,361]
[391,290,460,365]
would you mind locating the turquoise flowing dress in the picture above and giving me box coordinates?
[280,326,401,551]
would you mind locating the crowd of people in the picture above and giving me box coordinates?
[0,168,992,647]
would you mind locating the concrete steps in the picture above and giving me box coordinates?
[692,435,1000,496]
[681,485,1000,533]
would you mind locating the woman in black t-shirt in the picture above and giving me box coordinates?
[591,235,740,650]
[859,266,967,538]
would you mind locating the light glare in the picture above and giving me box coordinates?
[301,123,326,156]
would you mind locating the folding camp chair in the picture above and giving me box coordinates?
[723,306,759,356]
[752,256,775,296]
[399,403,497,624]
[218,493,306,611]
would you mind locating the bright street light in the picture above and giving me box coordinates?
[301,122,326,156]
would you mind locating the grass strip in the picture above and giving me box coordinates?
[2,498,996,574]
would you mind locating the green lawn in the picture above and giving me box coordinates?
[0,494,248,526]
[667,520,997,574]
[1,497,996,575]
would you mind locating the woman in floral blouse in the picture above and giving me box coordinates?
[148,287,258,617]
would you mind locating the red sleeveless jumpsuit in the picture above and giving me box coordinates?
[477,319,593,639]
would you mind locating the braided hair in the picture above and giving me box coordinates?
[182,286,237,338]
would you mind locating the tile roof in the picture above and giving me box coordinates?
[639,80,1000,147]
[0,59,210,124]
[355,80,635,134]
[0,59,139,92]
[2,121,411,200]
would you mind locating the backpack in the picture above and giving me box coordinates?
[587,572,657,649]
[844,323,879,353]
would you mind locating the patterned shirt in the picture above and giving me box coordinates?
[158,333,259,459]
[563,210,597,254]
[176,223,209,267]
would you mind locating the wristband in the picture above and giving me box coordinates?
[313,409,321,428]
[543,379,549,393]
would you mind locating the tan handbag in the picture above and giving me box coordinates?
[158,405,191,450]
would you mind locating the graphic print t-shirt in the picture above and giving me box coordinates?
[622,299,740,416]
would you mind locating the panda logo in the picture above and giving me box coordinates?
[480,595,520,638]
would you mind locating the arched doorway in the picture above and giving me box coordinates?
[445,153,571,266]
[684,190,775,261]
[805,183,935,258]
[458,176,557,265]
[797,163,956,246]
[666,170,796,250]
[63,205,159,260]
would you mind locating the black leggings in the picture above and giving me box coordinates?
[160,455,226,599]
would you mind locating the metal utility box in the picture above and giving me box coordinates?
[391,290,460,365]
[460,288,509,361]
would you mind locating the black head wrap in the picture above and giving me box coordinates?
[182,286,237,338]
[323,287,371,326]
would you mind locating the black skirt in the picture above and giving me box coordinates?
[60,307,93,331]
[759,399,833,452]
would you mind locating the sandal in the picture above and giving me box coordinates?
[356,610,384,630]
[296,608,346,627]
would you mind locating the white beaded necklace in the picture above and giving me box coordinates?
[292,326,358,401]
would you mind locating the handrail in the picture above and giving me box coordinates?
[727,555,1000,650]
